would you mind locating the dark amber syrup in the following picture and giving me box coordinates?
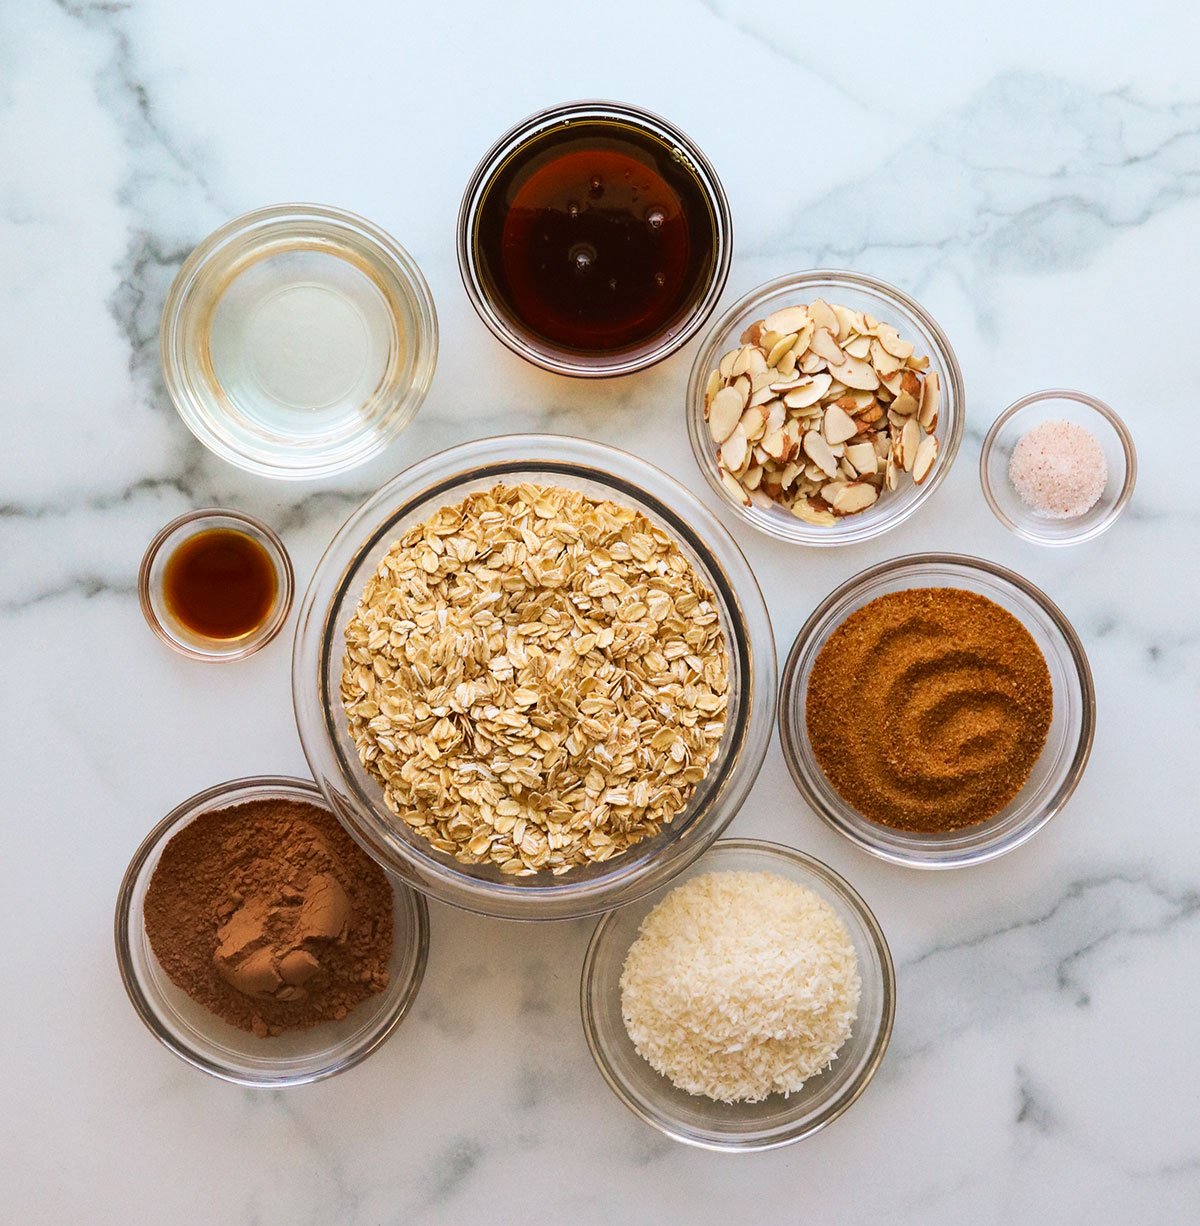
[476,121,717,353]
[163,528,277,640]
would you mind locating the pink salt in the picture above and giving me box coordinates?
[1008,419,1108,519]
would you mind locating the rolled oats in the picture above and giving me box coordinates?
[340,483,730,875]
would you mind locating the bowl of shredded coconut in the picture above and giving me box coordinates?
[581,839,894,1150]
[980,389,1136,546]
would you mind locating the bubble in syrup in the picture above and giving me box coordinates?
[608,278,617,291]
[568,242,596,273]
[654,272,666,288]
[567,200,580,218]
[646,207,666,230]
[588,175,604,199]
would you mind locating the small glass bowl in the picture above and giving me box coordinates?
[457,100,732,378]
[581,838,895,1151]
[779,554,1096,868]
[293,434,776,921]
[686,270,965,545]
[980,389,1137,546]
[161,203,437,479]
[138,508,294,661]
[114,776,429,1087]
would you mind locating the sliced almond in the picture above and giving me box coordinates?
[760,429,788,461]
[720,425,750,473]
[718,466,751,506]
[823,403,858,445]
[791,320,815,356]
[809,327,845,366]
[900,369,922,400]
[869,339,903,376]
[880,369,904,397]
[764,305,810,335]
[843,334,871,359]
[833,353,880,390]
[799,348,827,375]
[919,370,940,431]
[832,303,862,341]
[742,464,764,490]
[802,429,840,478]
[912,433,938,484]
[832,482,879,515]
[876,324,914,360]
[809,298,838,335]
[906,352,930,371]
[891,389,919,416]
[899,418,921,473]
[739,404,768,442]
[749,384,776,408]
[783,372,833,409]
[707,387,743,443]
[791,498,836,526]
[766,332,798,367]
[765,400,786,435]
[885,452,898,491]
[718,349,738,379]
[774,350,798,379]
[739,320,765,346]
[846,442,878,474]
[703,369,722,409]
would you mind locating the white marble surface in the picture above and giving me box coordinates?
[2,1,1198,1221]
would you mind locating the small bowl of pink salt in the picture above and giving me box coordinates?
[980,389,1136,546]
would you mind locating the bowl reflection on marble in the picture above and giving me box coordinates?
[291,434,777,921]
[114,776,428,1087]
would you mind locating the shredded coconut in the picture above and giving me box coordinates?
[619,870,861,1104]
[1008,419,1108,519]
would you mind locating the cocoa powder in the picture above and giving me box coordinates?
[806,588,1053,832]
[144,797,393,1036]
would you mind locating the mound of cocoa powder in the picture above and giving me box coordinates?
[144,797,393,1037]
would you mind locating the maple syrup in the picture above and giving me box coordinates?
[163,528,277,640]
[474,119,720,356]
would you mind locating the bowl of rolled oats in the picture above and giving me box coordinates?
[687,270,964,545]
[292,434,776,920]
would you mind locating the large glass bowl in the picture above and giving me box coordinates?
[686,270,965,545]
[581,839,895,1151]
[292,434,776,920]
[114,776,429,1087]
[779,554,1095,868]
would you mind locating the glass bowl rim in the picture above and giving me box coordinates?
[778,551,1097,868]
[685,268,965,545]
[291,432,777,920]
[456,98,733,379]
[978,387,1138,546]
[579,836,896,1151]
[138,507,296,662]
[113,774,430,1086]
[159,201,439,480]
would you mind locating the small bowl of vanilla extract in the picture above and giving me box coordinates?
[139,508,294,661]
[458,101,732,378]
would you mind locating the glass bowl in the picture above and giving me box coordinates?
[457,100,732,377]
[138,508,294,661]
[114,776,429,1086]
[980,389,1137,546]
[581,838,895,1151]
[686,270,965,544]
[779,554,1095,868]
[161,203,438,479]
[292,434,776,920]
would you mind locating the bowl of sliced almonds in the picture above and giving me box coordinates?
[687,271,964,545]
